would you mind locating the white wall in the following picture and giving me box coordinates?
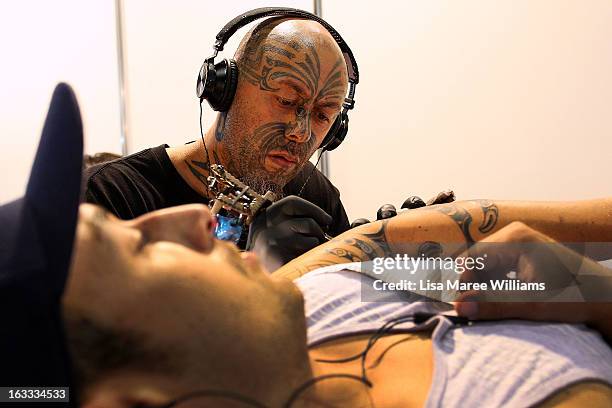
[0,1,121,202]
[3,1,611,220]
[323,0,612,220]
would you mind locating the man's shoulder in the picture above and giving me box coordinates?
[82,145,177,219]
[84,144,169,184]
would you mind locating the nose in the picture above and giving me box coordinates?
[127,204,216,252]
[285,107,311,143]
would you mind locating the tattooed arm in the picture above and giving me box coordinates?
[273,198,612,280]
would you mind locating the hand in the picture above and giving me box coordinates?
[454,222,612,340]
[426,190,455,206]
[377,204,397,220]
[372,191,457,223]
[350,218,371,228]
[246,196,332,272]
[400,190,456,211]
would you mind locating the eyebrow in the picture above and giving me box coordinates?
[277,79,343,110]
[316,100,343,111]
[277,79,309,97]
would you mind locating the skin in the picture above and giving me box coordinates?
[65,204,311,407]
[167,19,349,197]
[63,200,612,407]
[454,222,612,342]
[274,198,612,281]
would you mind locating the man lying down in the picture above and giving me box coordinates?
[1,84,611,408]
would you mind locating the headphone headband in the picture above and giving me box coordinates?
[213,7,359,85]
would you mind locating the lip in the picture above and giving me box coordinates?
[267,151,299,168]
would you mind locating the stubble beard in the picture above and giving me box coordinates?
[222,113,287,198]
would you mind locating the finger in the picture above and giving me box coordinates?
[401,196,426,210]
[377,204,397,220]
[350,218,370,228]
[271,196,332,227]
[284,218,327,241]
[455,299,536,321]
[267,236,321,258]
[288,236,322,254]
[458,267,481,285]
[454,289,533,320]
[426,190,455,205]
[457,242,515,284]
[455,296,591,324]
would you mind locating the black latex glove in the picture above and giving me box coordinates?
[401,196,426,210]
[401,191,456,211]
[350,218,371,228]
[377,204,398,220]
[246,195,332,272]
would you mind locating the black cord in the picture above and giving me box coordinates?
[156,312,468,408]
[297,148,325,197]
[199,101,212,198]
[315,314,417,383]
[283,373,372,408]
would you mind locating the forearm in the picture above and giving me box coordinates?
[273,198,612,280]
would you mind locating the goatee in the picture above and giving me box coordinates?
[242,172,285,198]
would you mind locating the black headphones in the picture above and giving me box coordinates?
[196,7,359,152]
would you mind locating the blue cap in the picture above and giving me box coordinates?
[0,83,83,405]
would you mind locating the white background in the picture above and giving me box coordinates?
[324,0,612,219]
[2,1,611,221]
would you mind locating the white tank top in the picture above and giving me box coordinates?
[295,263,612,408]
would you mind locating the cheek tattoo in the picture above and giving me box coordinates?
[254,122,318,165]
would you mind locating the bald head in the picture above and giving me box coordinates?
[234,18,347,98]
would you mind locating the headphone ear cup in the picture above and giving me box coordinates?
[321,113,349,152]
[196,60,214,100]
[202,59,239,112]
[215,59,239,112]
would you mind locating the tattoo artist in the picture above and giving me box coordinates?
[84,9,357,271]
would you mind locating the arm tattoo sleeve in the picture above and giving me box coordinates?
[418,241,443,258]
[434,200,500,245]
[325,248,363,263]
[477,199,499,233]
[359,221,393,257]
[278,221,393,278]
[436,204,475,245]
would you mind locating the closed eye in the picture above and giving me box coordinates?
[317,111,330,123]
[277,96,297,107]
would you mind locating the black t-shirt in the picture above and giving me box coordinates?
[83,144,350,237]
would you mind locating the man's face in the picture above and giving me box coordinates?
[220,21,349,195]
[63,204,307,391]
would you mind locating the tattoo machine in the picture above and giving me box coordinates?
[206,164,276,243]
